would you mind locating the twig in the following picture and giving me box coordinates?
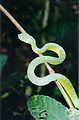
[42,0,50,28]
[0,4,25,33]
[41,0,50,45]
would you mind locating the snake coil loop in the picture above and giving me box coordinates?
[18,32,79,109]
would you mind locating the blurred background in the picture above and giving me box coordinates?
[0,0,78,120]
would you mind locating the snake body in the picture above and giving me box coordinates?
[18,32,79,109]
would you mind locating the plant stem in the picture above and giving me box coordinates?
[0,4,25,33]
[40,0,50,79]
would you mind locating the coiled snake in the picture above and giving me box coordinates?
[18,32,79,109]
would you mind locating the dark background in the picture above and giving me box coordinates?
[1,0,78,120]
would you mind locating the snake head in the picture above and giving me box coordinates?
[18,32,34,44]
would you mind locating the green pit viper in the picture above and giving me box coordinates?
[18,32,79,110]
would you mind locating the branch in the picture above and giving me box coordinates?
[41,0,50,45]
[42,0,50,28]
[0,4,25,33]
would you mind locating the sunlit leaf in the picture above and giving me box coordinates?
[27,95,69,120]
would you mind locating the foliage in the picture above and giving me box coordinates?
[27,95,79,120]
[27,95,69,120]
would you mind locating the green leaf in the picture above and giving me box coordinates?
[67,108,79,120]
[0,54,8,70]
[27,95,69,120]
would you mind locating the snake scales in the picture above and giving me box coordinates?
[18,32,79,109]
